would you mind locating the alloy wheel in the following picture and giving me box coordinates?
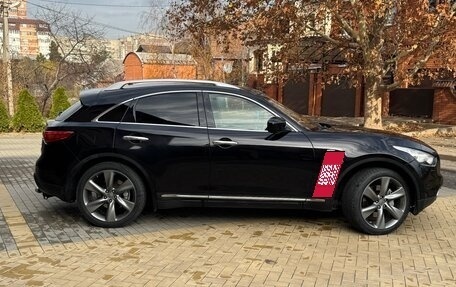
[82,169,137,223]
[360,176,408,230]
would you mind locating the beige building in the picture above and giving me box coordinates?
[109,34,169,60]
[8,0,27,19]
[0,1,51,58]
[0,18,51,58]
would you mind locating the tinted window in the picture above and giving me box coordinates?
[209,94,273,131]
[134,93,199,126]
[67,105,112,122]
[56,101,81,121]
[98,104,129,122]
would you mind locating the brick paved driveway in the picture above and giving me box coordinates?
[1,134,456,286]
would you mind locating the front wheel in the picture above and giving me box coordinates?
[76,162,146,228]
[342,168,410,235]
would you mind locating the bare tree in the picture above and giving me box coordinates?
[164,0,232,80]
[31,5,109,113]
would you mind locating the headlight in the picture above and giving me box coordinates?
[393,146,436,166]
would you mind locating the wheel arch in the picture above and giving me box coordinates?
[65,152,157,210]
[335,156,420,209]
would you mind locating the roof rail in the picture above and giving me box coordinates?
[105,79,240,90]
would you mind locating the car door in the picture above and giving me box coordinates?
[114,91,210,198]
[204,92,319,199]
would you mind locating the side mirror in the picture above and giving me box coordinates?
[267,117,287,134]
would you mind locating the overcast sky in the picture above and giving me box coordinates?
[28,0,171,39]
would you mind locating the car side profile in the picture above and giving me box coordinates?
[34,80,443,235]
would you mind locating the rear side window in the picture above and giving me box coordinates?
[55,101,82,121]
[132,93,199,126]
[98,103,130,122]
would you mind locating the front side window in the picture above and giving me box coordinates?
[134,93,199,126]
[208,94,274,131]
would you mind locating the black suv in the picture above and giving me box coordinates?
[34,80,443,234]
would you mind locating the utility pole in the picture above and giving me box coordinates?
[1,0,19,116]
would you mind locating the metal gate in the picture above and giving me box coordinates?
[321,80,356,117]
[389,89,434,118]
[283,77,310,115]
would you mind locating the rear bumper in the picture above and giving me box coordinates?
[34,138,80,203]
[34,169,72,202]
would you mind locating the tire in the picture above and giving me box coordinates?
[76,162,146,228]
[342,168,410,235]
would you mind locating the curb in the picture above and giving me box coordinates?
[403,126,456,138]
[438,186,456,197]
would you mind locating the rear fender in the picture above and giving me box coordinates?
[65,152,157,209]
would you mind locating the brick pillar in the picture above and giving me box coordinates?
[314,73,323,116]
[277,80,284,104]
[308,73,315,115]
[433,88,456,124]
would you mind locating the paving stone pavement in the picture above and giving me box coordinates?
[0,133,456,286]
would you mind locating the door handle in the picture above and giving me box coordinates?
[122,135,149,142]
[213,140,238,147]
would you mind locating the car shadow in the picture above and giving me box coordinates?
[21,200,354,248]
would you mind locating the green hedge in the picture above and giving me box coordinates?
[0,100,9,132]
[49,87,71,118]
[11,89,45,132]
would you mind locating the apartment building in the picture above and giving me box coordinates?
[8,0,27,18]
[0,1,51,58]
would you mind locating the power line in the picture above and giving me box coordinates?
[33,0,169,8]
[26,0,145,35]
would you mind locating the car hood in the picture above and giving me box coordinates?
[300,120,437,156]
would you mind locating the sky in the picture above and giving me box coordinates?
[27,0,171,39]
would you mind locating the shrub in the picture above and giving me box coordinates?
[0,100,9,132]
[11,89,45,132]
[49,87,71,119]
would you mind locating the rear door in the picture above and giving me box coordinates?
[113,91,210,198]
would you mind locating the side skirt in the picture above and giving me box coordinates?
[157,194,335,211]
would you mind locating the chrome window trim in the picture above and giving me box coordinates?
[93,100,131,123]
[93,89,299,132]
[117,122,208,129]
[161,194,325,203]
[204,91,299,132]
[208,127,269,133]
[93,90,202,123]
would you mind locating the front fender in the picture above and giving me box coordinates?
[335,155,421,204]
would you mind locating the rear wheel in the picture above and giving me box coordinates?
[77,162,146,227]
[342,168,410,235]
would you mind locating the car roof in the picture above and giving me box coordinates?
[80,80,262,106]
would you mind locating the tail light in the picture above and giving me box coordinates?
[43,130,74,144]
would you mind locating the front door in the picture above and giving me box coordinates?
[204,92,318,199]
